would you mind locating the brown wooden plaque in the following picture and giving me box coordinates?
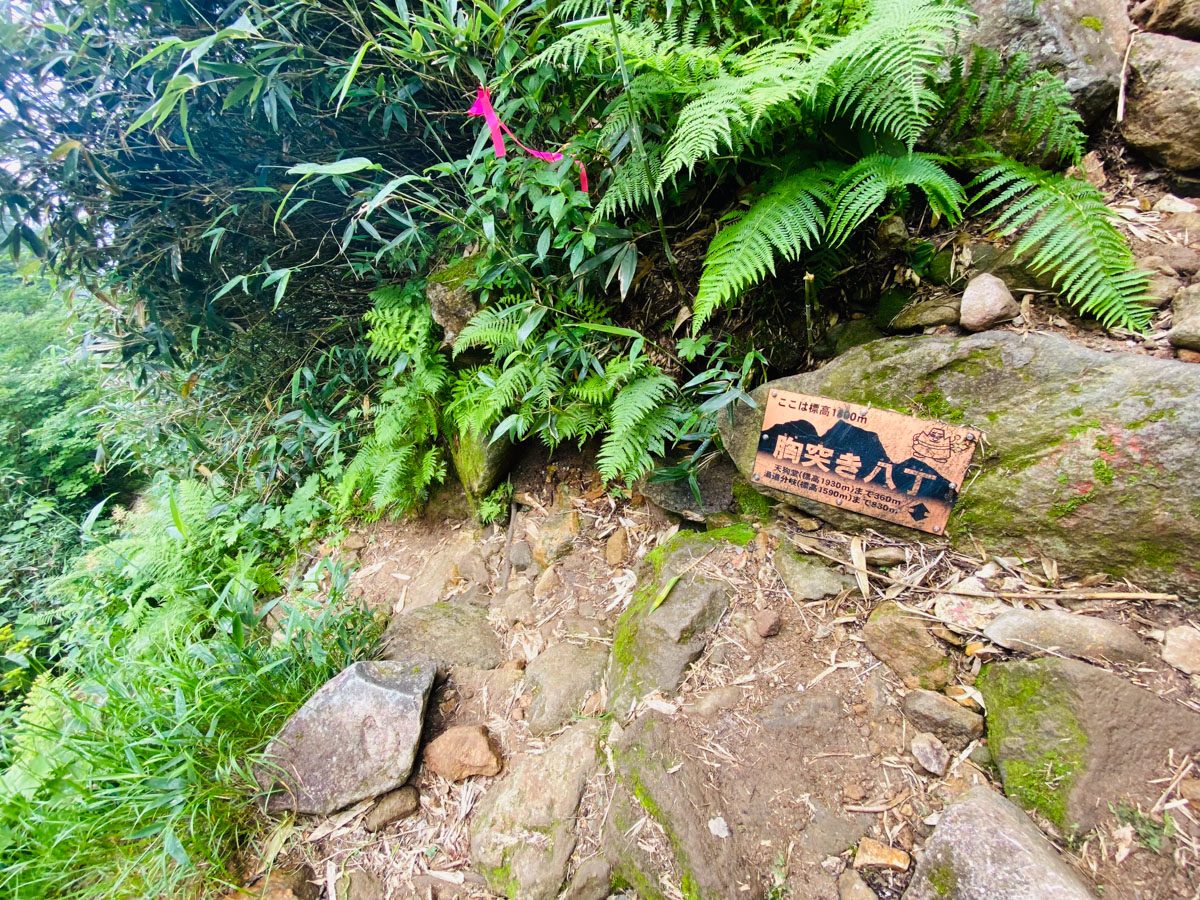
[752,390,980,534]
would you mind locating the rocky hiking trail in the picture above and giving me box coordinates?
[237,439,1200,900]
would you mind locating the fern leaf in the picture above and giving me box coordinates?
[694,165,840,328]
[807,0,971,148]
[971,157,1153,330]
[825,153,964,247]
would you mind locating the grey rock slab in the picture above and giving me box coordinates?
[1124,32,1200,171]
[427,260,480,347]
[469,720,601,900]
[719,331,1200,593]
[608,530,740,716]
[962,0,1130,123]
[562,857,611,900]
[978,657,1200,833]
[525,641,609,735]
[605,716,753,899]
[903,786,1096,900]
[839,868,879,900]
[902,689,984,750]
[959,273,1019,332]
[259,660,435,815]
[639,454,739,522]
[984,609,1151,664]
[775,549,856,601]
[383,603,503,674]
[405,534,489,609]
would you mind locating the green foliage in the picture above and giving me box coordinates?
[0,479,379,898]
[972,158,1154,330]
[339,281,449,516]
[450,298,683,485]
[936,48,1086,164]
[476,481,514,526]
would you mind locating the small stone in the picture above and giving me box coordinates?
[1163,625,1200,675]
[562,857,611,900]
[775,549,856,601]
[525,642,609,735]
[241,866,320,900]
[1179,349,1200,363]
[959,273,1019,332]
[1144,274,1181,308]
[932,577,1004,634]
[862,601,953,690]
[336,868,382,900]
[424,725,502,782]
[533,565,561,600]
[903,689,985,750]
[510,540,534,571]
[1180,778,1200,802]
[912,732,951,776]
[363,785,419,832]
[865,546,908,567]
[532,510,580,566]
[890,296,961,331]
[852,837,910,872]
[843,783,867,802]
[838,867,879,900]
[755,608,782,638]
[683,685,743,719]
[342,533,367,551]
[707,816,731,838]
[500,588,536,626]
[984,609,1151,664]
[877,215,908,249]
[605,526,628,567]
[1154,194,1199,215]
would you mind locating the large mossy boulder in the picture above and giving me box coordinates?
[608,526,752,717]
[720,332,1200,594]
[977,658,1200,834]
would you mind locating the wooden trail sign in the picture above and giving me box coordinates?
[751,390,980,535]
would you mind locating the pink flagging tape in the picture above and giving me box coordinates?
[467,86,588,192]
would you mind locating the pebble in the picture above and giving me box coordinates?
[843,783,867,802]
[363,785,419,832]
[755,608,782,638]
[852,837,910,872]
[605,527,628,566]
[1163,625,1200,675]
[865,546,907,567]
[533,565,560,600]
[837,867,879,900]
[911,732,950,776]
[1180,778,1200,802]
[423,725,502,782]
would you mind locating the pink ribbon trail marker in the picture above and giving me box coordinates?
[467,86,588,193]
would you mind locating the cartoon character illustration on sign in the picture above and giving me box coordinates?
[911,426,969,464]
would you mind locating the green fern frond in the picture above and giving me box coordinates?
[971,157,1153,330]
[807,0,971,148]
[599,397,681,483]
[826,153,964,247]
[937,48,1085,164]
[593,142,664,221]
[694,165,840,328]
[453,301,526,357]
